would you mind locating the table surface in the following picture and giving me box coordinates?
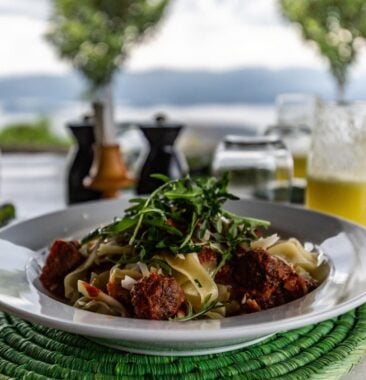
[1,153,365,379]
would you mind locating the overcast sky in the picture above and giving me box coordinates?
[0,0,366,77]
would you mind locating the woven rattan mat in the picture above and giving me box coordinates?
[1,305,366,379]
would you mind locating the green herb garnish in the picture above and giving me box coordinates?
[81,174,270,265]
[171,295,221,322]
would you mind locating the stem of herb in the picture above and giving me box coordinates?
[129,180,179,245]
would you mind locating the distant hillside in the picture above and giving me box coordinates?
[115,68,335,105]
[0,67,365,112]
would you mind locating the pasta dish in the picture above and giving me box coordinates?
[40,174,319,321]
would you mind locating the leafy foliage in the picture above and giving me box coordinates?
[82,174,270,269]
[171,295,220,322]
[0,118,71,152]
[279,0,366,100]
[47,0,170,89]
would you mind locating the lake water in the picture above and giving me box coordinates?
[0,102,276,137]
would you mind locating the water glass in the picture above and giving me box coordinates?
[276,93,320,131]
[265,124,311,182]
[306,102,366,225]
[267,94,321,182]
[212,135,293,202]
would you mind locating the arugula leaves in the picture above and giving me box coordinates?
[171,295,221,321]
[81,174,271,266]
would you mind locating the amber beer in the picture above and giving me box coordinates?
[293,153,307,179]
[306,102,366,226]
[306,176,366,226]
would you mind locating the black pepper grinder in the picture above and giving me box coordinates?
[66,117,102,204]
[137,115,188,194]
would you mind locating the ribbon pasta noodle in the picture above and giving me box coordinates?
[268,238,319,278]
[159,253,219,311]
[64,244,100,303]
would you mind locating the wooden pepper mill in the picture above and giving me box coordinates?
[83,102,134,198]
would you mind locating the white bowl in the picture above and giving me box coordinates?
[0,199,365,356]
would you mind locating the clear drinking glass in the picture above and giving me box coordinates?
[212,135,293,202]
[306,102,366,225]
[266,94,321,182]
[277,93,320,131]
[265,124,311,182]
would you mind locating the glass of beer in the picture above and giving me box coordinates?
[270,94,321,182]
[306,102,366,225]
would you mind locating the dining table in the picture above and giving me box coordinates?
[0,152,365,379]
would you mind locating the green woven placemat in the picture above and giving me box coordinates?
[1,305,366,380]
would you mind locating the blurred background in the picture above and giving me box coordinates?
[1,0,366,217]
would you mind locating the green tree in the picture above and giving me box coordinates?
[47,0,170,89]
[279,0,366,101]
